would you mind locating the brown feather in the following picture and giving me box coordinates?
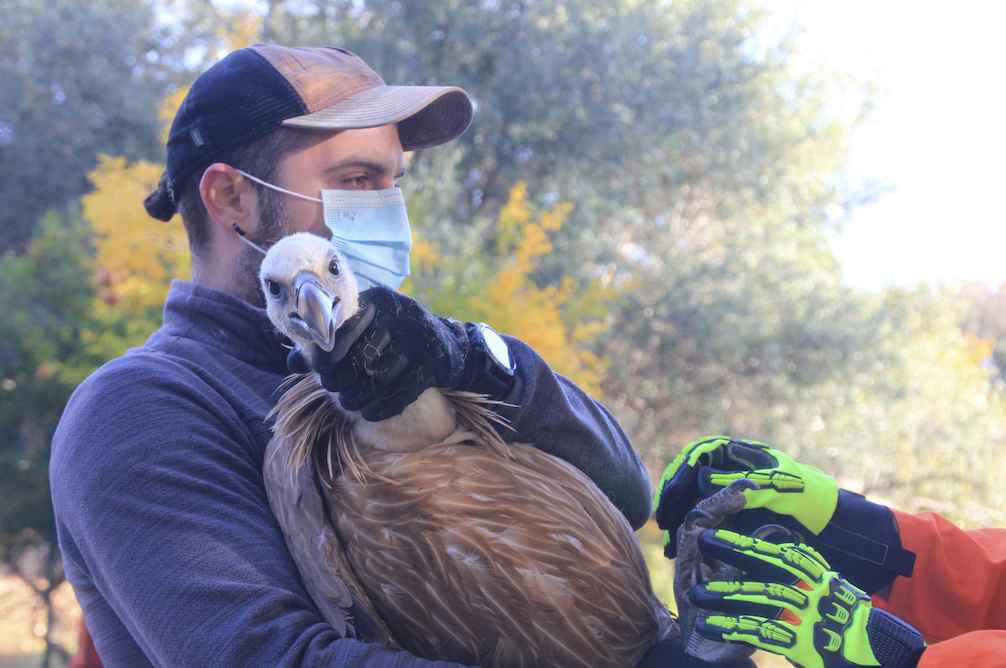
[267,373,674,667]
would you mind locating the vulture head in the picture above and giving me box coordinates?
[259,232,359,355]
[259,232,460,453]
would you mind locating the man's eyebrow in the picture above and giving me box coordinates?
[323,160,405,178]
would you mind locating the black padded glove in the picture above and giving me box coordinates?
[301,287,474,421]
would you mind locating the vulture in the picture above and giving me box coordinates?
[259,232,674,668]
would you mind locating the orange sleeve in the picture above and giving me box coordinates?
[871,509,1006,643]
[916,631,1006,668]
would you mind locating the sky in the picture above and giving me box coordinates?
[762,0,1006,291]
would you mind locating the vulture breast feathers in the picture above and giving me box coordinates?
[260,233,675,667]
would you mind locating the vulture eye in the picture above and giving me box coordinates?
[328,259,340,276]
[265,279,281,297]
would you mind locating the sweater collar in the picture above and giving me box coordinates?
[155,280,290,371]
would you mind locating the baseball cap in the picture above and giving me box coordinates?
[165,43,473,199]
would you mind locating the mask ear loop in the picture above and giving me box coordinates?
[234,168,322,203]
[232,223,267,255]
[230,169,321,255]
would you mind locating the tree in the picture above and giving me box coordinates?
[261,0,1006,525]
[0,210,105,665]
[0,0,172,252]
[0,0,264,254]
[81,153,190,341]
[0,81,194,663]
[959,281,1006,389]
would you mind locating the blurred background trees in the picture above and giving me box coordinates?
[1,0,1004,662]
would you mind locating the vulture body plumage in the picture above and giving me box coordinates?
[260,233,674,667]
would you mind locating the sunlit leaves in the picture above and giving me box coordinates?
[403,183,614,393]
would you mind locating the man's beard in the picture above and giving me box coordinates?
[234,189,293,309]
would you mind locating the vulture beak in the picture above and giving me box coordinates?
[291,272,341,352]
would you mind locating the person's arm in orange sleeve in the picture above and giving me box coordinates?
[914,631,1006,668]
[864,509,1006,667]
[872,509,1006,642]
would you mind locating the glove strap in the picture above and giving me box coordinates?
[815,491,916,593]
[464,322,516,398]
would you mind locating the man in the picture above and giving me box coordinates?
[654,437,1006,668]
[50,44,657,666]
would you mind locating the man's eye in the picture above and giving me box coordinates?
[328,259,340,276]
[266,280,281,297]
[342,176,368,189]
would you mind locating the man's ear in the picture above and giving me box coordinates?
[200,163,259,233]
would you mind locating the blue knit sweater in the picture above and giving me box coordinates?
[50,280,651,667]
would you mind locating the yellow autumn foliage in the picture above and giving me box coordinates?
[216,10,264,53]
[81,83,191,333]
[403,183,617,394]
[158,86,189,144]
[81,155,189,310]
[960,332,997,369]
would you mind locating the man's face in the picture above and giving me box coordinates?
[279,123,407,236]
[237,124,406,307]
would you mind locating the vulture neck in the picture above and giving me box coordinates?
[333,385,460,453]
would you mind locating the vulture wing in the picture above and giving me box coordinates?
[264,432,396,646]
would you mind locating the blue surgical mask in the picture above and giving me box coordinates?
[236,169,413,291]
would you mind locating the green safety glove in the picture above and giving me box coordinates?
[654,437,839,557]
[689,529,925,668]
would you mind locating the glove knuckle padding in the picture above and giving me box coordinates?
[654,437,734,556]
[697,529,830,585]
[656,437,840,557]
[693,530,925,668]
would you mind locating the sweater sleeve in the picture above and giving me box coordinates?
[51,355,469,668]
[494,335,652,530]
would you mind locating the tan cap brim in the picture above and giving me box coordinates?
[282,85,474,151]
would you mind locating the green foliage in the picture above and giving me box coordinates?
[0,0,172,252]
[811,287,1006,526]
[0,0,260,254]
[3,0,1004,607]
[0,211,98,566]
